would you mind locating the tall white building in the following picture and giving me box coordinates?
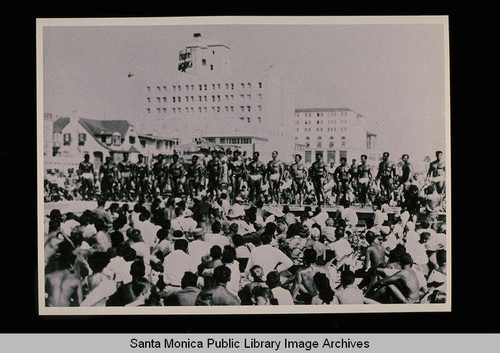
[294,107,380,165]
[138,33,296,161]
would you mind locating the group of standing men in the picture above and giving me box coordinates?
[74,148,445,208]
[290,150,446,207]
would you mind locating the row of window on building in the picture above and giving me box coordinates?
[299,127,348,132]
[58,133,136,147]
[303,150,348,164]
[147,106,262,115]
[147,82,263,93]
[297,119,348,125]
[296,111,349,117]
[148,94,263,104]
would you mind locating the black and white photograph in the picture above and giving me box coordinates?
[37,16,451,315]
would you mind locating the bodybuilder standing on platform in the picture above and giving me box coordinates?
[426,150,446,195]
[309,154,328,205]
[267,151,283,205]
[247,151,266,204]
[376,152,396,202]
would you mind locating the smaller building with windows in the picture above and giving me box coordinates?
[46,116,175,172]
[294,107,380,165]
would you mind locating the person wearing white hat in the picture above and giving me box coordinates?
[226,206,255,236]
[170,207,197,235]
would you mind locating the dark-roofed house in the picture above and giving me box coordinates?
[46,116,175,172]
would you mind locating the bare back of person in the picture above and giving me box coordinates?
[296,264,329,297]
[46,269,82,307]
[367,243,386,268]
[393,268,420,303]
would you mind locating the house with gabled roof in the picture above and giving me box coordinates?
[46,116,175,172]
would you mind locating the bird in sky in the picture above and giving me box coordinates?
[128,72,135,78]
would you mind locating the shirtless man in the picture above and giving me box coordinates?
[289,154,308,206]
[228,150,246,204]
[356,155,372,206]
[292,248,330,304]
[117,152,134,201]
[348,158,358,201]
[45,251,83,307]
[247,151,266,204]
[370,252,420,303]
[309,154,328,205]
[267,151,283,205]
[333,157,351,204]
[134,154,150,200]
[376,152,397,202]
[151,154,168,199]
[426,150,446,194]
[185,155,204,200]
[99,156,118,201]
[358,231,386,294]
[399,154,414,204]
[78,154,95,201]
[168,153,185,198]
[205,150,222,201]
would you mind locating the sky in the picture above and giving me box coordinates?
[41,17,449,168]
